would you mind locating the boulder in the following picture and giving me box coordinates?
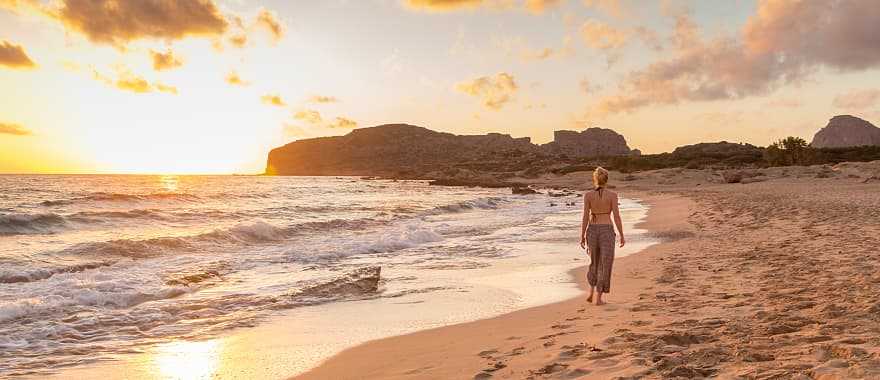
[721,171,744,183]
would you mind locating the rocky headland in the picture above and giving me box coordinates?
[811,115,880,148]
[266,116,880,190]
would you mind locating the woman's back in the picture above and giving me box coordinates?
[584,188,616,225]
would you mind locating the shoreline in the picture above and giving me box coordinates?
[295,192,693,379]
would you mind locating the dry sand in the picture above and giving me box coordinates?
[296,161,880,379]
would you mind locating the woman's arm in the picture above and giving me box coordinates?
[612,193,625,247]
[579,193,591,249]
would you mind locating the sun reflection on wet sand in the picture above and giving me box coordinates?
[152,340,221,380]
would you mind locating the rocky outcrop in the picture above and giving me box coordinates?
[266,124,537,176]
[811,115,880,148]
[540,128,635,157]
[266,124,634,176]
[672,142,763,158]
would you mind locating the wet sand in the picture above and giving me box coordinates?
[297,163,880,379]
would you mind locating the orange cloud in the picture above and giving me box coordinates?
[115,73,151,93]
[91,67,176,94]
[580,19,628,50]
[328,117,358,129]
[150,49,183,71]
[225,71,248,86]
[255,8,284,41]
[261,94,286,106]
[227,33,248,48]
[155,82,178,95]
[524,0,561,13]
[0,40,36,69]
[0,122,32,136]
[50,0,229,47]
[456,72,518,110]
[587,1,880,117]
[833,89,880,110]
[293,109,323,124]
[403,0,559,13]
[403,0,484,11]
[307,95,338,103]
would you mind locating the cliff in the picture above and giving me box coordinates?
[811,115,880,148]
[266,124,635,176]
[265,124,538,176]
[541,128,635,157]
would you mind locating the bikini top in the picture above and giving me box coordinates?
[590,187,612,216]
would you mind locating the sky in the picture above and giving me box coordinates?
[1,0,879,174]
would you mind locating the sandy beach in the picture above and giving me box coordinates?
[298,163,880,379]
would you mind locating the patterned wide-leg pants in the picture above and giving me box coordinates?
[586,224,616,293]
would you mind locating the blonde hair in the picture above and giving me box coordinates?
[593,166,609,189]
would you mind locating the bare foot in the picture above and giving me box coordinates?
[586,295,593,303]
[596,299,605,306]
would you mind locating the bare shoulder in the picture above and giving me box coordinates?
[606,189,620,199]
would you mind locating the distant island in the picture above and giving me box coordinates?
[265,116,880,185]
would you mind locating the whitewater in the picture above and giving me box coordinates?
[0,175,654,378]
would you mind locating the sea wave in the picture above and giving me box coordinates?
[0,261,115,284]
[60,218,376,260]
[426,196,507,215]
[40,192,200,206]
[0,213,69,235]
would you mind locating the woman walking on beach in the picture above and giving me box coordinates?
[579,167,625,306]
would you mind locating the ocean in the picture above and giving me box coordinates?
[0,175,654,378]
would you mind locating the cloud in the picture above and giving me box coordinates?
[524,0,561,13]
[579,19,628,50]
[327,117,358,129]
[307,95,339,104]
[91,66,176,94]
[51,0,229,47]
[833,89,880,110]
[155,82,178,94]
[293,110,357,129]
[587,1,880,117]
[115,72,152,93]
[150,49,183,71]
[402,0,486,12]
[293,109,323,124]
[255,8,284,41]
[0,40,36,69]
[403,0,559,13]
[227,33,248,48]
[225,71,248,86]
[496,35,572,62]
[261,94,286,107]
[0,122,32,136]
[456,72,518,110]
